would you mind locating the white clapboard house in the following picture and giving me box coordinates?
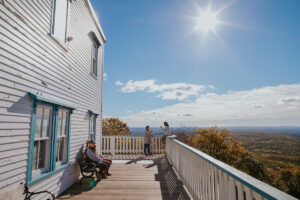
[0,0,105,199]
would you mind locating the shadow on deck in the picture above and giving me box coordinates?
[57,156,191,200]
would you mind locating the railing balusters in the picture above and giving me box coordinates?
[165,137,297,200]
[102,136,163,155]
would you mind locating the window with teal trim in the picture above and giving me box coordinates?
[32,105,52,178]
[56,109,69,167]
[89,114,96,141]
[28,100,72,184]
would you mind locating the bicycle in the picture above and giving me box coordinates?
[21,182,55,200]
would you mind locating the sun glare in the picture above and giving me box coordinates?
[196,11,217,32]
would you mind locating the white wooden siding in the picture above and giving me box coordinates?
[0,0,105,199]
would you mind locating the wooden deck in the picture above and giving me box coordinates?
[57,156,191,200]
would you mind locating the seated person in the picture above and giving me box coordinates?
[85,140,112,177]
[85,140,108,178]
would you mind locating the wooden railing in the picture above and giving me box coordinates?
[102,136,164,155]
[165,136,297,200]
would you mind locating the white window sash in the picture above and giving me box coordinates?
[51,0,69,44]
[56,109,69,167]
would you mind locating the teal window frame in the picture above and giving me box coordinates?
[88,110,98,141]
[27,92,75,186]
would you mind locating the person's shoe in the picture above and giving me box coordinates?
[106,172,112,176]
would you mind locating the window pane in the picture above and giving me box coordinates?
[42,108,52,138]
[59,138,64,162]
[38,140,46,169]
[56,139,60,162]
[62,111,67,136]
[32,141,38,171]
[53,0,68,43]
[35,107,43,138]
[63,137,68,163]
[90,117,94,133]
[57,111,62,137]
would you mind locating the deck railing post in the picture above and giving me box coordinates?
[110,136,115,155]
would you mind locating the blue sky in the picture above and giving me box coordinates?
[91,0,300,127]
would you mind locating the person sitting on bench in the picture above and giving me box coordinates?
[85,140,112,177]
[85,140,109,178]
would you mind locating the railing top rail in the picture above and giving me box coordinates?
[167,137,297,200]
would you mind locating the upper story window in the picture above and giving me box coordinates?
[89,32,101,77]
[92,43,98,76]
[51,0,69,44]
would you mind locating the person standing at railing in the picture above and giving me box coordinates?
[144,126,153,156]
[160,121,171,147]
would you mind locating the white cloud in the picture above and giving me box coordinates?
[115,81,124,86]
[117,79,209,101]
[120,83,300,127]
[103,73,107,81]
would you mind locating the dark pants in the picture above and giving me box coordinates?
[101,158,112,174]
[144,144,151,154]
[94,162,108,176]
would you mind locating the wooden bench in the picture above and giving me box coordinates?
[78,157,100,185]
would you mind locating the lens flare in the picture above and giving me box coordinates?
[196,11,217,31]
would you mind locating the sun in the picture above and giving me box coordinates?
[195,10,218,32]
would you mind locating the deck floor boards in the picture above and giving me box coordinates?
[57,156,191,200]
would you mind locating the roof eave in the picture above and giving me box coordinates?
[86,0,107,44]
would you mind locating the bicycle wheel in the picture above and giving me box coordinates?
[30,191,55,200]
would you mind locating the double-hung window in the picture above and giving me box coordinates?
[56,109,69,167]
[27,93,74,185]
[32,105,52,177]
[51,0,69,44]
[90,32,101,77]
[88,110,98,141]
[92,43,98,76]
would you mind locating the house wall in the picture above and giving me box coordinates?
[0,0,104,199]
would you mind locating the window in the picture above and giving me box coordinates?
[89,115,96,140]
[89,32,101,77]
[27,92,75,185]
[32,105,52,177]
[51,0,69,44]
[92,43,98,76]
[88,110,98,141]
[56,109,69,167]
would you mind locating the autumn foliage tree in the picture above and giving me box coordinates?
[176,127,266,180]
[176,127,300,198]
[102,118,131,136]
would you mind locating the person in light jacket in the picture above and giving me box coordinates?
[160,121,171,147]
[144,126,153,155]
